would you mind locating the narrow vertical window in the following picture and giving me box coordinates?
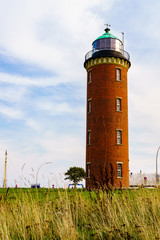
[117,130,122,144]
[88,99,92,113]
[88,71,92,83]
[116,68,121,81]
[87,130,91,145]
[117,163,122,177]
[116,98,121,111]
[87,162,91,178]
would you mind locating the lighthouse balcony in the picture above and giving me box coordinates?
[85,47,130,62]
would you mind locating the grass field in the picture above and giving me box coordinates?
[0,187,160,239]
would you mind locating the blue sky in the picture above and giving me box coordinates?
[0,0,159,187]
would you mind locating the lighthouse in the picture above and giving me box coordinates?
[84,26,131,189]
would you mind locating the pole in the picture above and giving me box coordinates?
[121,32,124,54]
[156,146,160,184]
[4,150,7,188]
[35,162,52,187]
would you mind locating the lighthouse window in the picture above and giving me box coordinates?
[111,39,116,49]
[117,163,122,177]
[106,39,111,49]
[93,41,96,49]
[87,130,91,145]
[117,130,122,145]
[88,99,92,113]
[100,39,105,49]
[88,71,92,83]
[116,98,121,111]
[96,40,100,49]
[87,162,91,178]
[116,68,121,81]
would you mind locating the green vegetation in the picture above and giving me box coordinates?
[0,188,160,239]
[64,167,86,188]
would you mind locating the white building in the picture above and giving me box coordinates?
[129,172,156,186]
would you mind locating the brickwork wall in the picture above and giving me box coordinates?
[86,62,129,189]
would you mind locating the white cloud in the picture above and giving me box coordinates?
[129,64,160,130]
[0,72,61,87]
[25,118,42,131]
[0,104,23,119]
[37,101,73,115]
[38,133,85,163]
[128,62,160,173]
[0,86,28,103]
[0,0,115,73]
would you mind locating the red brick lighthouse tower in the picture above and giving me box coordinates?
[84,26,131,189]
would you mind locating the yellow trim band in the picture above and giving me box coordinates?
[84,57,130,71]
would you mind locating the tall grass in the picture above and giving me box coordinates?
[0,188,160,239]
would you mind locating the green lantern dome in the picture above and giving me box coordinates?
[92,27,122,51]
[96,28,119,40]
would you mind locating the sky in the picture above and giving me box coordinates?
[0,0,159,187]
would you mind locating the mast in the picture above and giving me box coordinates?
[4,150,7,188]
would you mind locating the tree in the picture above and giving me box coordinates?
[64,167,86,188]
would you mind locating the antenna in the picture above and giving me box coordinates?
[121,32,124,51]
